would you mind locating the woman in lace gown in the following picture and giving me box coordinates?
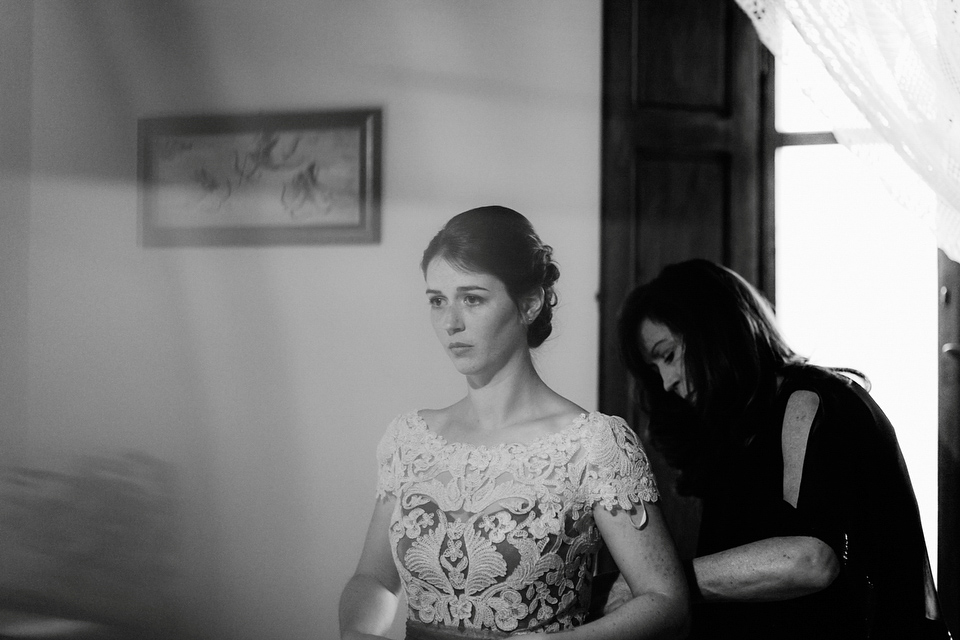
[339,207,689,640]
[615,259,949,639]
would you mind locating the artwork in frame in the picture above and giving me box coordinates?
[137,108,381,247]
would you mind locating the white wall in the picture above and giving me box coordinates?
[15,2,601,638]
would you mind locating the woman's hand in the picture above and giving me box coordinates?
[691,535,839,602]
[601,573,633,616]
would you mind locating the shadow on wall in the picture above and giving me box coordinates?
[0,452,179,639]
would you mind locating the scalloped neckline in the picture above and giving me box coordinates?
[412,410,593,451]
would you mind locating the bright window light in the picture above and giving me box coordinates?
[774,55,834,133]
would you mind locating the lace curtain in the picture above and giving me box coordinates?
[734,0,960,262]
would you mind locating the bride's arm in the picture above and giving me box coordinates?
[339,497,402,640]
[553,501,690,640]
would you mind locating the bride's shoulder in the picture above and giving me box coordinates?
[542,394,588,430]
[577,411,638,439]
[380,410,428,439]
[416,402,464,436]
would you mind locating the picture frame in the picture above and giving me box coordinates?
[137,108,381,247]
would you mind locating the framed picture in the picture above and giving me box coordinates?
[138,108,381,246]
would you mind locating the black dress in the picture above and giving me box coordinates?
[690,366,949,639]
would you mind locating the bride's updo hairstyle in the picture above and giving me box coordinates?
[421,206,560,348]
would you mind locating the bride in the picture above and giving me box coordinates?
[339,206,689,639]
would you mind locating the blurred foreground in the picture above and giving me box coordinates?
[0,453,178,639]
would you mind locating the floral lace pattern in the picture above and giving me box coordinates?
[376,411,659,635]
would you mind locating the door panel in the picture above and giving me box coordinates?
[637,158,726,274]
[635,1,728,109]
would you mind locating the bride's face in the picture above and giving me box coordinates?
[424,257,528,378]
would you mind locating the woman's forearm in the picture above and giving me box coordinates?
[692,536,839,602]
[338,573,398,640]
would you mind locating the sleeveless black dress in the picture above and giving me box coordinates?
[690,366,949,639]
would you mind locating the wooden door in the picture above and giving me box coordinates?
[599,0,771,559]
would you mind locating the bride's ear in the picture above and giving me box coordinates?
[519,288,545,325]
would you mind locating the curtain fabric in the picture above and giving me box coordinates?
[734,0,960,262]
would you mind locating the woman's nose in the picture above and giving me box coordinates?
[441,306,464,333]
[659,365,679,393]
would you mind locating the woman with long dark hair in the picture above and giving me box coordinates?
[616,258,948,639]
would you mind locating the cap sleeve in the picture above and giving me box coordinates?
[583,413,660,528]
[375,414,404,499]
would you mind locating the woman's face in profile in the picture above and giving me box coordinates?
[424,257,528,378]
[638,319,694,402]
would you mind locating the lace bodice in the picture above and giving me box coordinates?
[376,411,659,635]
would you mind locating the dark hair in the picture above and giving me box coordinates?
[617,259,806,495]
[421,206,559,348]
